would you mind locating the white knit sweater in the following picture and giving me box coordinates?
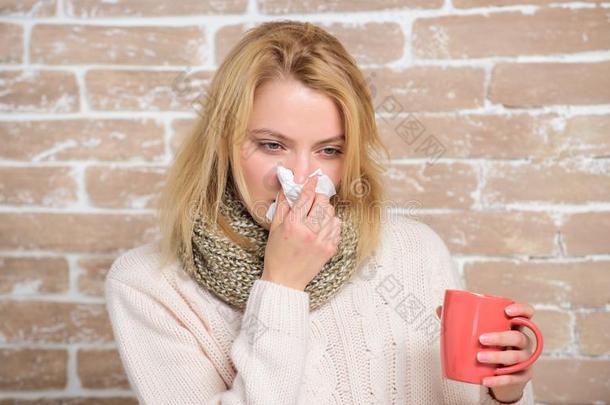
[105,212,535,404]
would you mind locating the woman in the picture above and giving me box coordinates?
[105,20,538,404]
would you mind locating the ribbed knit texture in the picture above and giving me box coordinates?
[105,211,536,404]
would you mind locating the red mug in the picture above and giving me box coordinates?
[440,289,543,385]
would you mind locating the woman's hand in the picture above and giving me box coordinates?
[435,302,536,403]
[477,302,536,402]
[262,175,342,291]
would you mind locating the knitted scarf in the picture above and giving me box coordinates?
[178,180,360,312]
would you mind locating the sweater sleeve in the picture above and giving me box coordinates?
[426,225,536,405]
[105,275,310,405]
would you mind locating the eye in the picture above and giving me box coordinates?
[258,141,284,152]
[320,147,343,157]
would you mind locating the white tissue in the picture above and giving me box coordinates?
[265,164,336,222]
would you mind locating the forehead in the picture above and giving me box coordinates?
[248,78,343,141]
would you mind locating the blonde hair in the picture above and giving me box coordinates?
[157,20,391,271]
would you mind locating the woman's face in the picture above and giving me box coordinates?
[238,77,346,230]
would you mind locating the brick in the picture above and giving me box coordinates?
[170,118,197,155]
[77,257,114,297]
[482,160,610,205]
[416,211,556,255]
[0,166,78,207]
[215,24,247,65]
[413,8,610,59]
[0,119,165,162]
[490,61,610,107]
[530,309,571,352]
[561,212,610,256]
[0,0,56,16]
[77,349,129,388]
[86,69,213,111]
[0,348,67,390]
[216,22,404,66]
[379,113,610,160]
[326,22,404,65]
[576,312,610,355]
[0,213,157,253]
[0,23,23,63]
[31,24,207,65]
[86,166,166,209]
[455,0,601,7]
[0,256,69,294]
[383,163,477,209]
[258,0,443,14]
[533,358,610,403]
[366,67,485,113]
[0,70,79,113]
[65,0,247,16]
[379,113,549,159]
[464,260,610,308]
[551,114,610,159]
[0,300,112,343]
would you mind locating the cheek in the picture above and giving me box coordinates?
[321,161,344,189]
[239,149,279,199]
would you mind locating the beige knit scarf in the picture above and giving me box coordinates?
[178,180,360,312]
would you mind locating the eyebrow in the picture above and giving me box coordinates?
[248,128,345,146]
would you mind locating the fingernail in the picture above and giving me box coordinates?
[477,352,490,361]
[505,307,516,315]
[479,334,492,344]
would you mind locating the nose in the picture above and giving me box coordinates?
[285,159,313,185]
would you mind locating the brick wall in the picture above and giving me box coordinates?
[1,0,609,403]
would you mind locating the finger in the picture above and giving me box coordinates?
[330,219,342,242]
[477,349,530,366]
[479,330,530,349]
[307,193,332,233]
[505,302,535,318]
[334,219,342,241]
[435,305,442,320]
[312,194,334,229]
[270,190,289,228]
[318,216,340,244]
[291,175,318,221]
[328,223,342,246]
[482,368,533,388]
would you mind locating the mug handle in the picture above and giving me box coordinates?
[494,316,544,375]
